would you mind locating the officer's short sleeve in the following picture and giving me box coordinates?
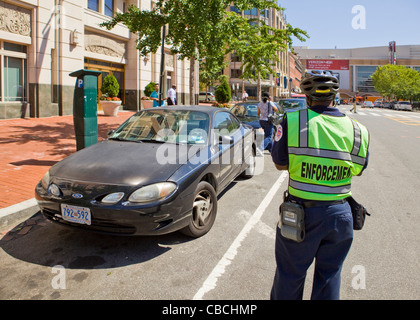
[271,117,288,165]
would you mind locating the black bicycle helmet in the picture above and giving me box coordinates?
[300,70,339,101]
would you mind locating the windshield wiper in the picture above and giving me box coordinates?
[109,137,129,141]
[109,137,143,143]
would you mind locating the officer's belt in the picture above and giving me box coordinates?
[289,195,347,209]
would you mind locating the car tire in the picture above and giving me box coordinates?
[180,181,218,238]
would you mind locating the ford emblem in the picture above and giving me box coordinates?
[72,193,83,199]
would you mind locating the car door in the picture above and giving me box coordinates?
[213,111,242,190]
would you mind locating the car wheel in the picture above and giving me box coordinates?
[180,181,217,238]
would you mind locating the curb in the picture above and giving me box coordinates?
[0,198,40,231]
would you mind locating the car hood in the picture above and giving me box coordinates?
[49,140,201,186]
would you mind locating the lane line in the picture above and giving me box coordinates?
[193,171,288,300]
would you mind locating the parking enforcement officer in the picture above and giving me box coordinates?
[270,70,369,300]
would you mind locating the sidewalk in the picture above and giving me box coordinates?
[0,111,135,231]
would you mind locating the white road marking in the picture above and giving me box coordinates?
[193,171,288,300]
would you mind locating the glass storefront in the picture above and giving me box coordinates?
[355,66,378,93]
[1,42,27,102]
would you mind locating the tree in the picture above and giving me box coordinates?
[199,55,227,100]
[224,8,308,100]
[101,0,230,104]
[100,1,307,104]
[372,65,420,101]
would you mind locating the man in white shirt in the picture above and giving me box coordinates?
[242,90,248,102]
[167,85,177,105]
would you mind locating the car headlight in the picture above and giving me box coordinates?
[102,192,125,204]
[41,171,50,189]
[128,182,177,203]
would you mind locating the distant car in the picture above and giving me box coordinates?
[384,101,395,109]
[374,100,383,108]
[362,101,374,108]
[394,101,413,111]
[35,106,258,238]
[229,101,284,130]
[277,98,307,113]
[199,92,216,103]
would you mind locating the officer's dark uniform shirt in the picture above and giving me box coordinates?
[272,105,369,170]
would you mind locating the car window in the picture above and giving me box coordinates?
[278,99,306,110]
[109,110,210,145]
[214,112,239,136]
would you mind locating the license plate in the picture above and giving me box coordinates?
[61,204,91,225]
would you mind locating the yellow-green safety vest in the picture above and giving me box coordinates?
[287,109,369,201]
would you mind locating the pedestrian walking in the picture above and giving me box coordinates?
[257,92,278,153]
[270,70,370,300]
[350,97,357,113]
[167,84,177,105]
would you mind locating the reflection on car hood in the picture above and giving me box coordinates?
[49,140,200,186]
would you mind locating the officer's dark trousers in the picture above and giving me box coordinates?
[270,201,353,300]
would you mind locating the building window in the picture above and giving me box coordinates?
[87,0,99,12]
[356,66,378,93]
[231,69,242,78]
[244,8,258,16]
[105,0,114,17]
[1,42,27,102]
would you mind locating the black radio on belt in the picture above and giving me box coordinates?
[279,193,305,243]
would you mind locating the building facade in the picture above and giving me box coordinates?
[225,5,290,101]
[0,0,197,119]
[288,51,304,95]
[294,44,420,99]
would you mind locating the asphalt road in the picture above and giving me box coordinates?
[0,105,418,301]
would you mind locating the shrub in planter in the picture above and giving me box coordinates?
[100,74,121,116]
[215,76,231,104]
[101,74,120,99]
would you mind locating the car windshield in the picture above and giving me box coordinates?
[245,104,258,117]
[109,110,210,145]
[278,99,306,110]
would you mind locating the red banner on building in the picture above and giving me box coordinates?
[306,59,350,71]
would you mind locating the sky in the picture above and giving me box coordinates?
[277,0,420,49]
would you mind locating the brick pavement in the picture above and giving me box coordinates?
[0,111,135,210]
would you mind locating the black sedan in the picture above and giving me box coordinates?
[35,106,257,238]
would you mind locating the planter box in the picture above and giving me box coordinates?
[100,100,122,116]
[142,100,153,109]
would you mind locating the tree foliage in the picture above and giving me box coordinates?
[372,65,420,101]
[100,0,308,103]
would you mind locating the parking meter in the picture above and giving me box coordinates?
[69,69,101,151]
